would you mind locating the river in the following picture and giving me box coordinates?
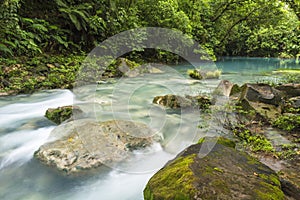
[0,57,298,200]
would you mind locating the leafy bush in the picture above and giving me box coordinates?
[273,115,300,132]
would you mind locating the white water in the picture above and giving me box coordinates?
[0,59,298,200]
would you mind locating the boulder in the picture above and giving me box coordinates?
[45,105,83,124]
[144,137,285,200]
[213,80,234,97]
[153,94,211,110]
[186,95,212,110]
[275,84,300,98]
[237,84,283,122]
[153,95,193,109]
[187,69,221,80]
[34,119,159,174]
[102,58,163,79]
[279,156,300,199]
[239,84,282,106]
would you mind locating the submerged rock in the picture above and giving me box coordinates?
[45,105,83,124]
[153,94,193,109]
[144,137,284,200]
[153,94,211,110]
[34,119,159,174]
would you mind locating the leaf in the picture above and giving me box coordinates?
[68,13,81,31]
[55,0,68,8]
[31,23,48,32]
[0,44,13,56]
[52,35,68,48]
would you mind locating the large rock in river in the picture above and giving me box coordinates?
[35,119,159,173]
[238,83,283,122]
[275,84,300,98]
[144,137,284,200]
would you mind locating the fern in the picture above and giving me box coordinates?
[0,44,13,56]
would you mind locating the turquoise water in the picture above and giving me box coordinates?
[0,57,299,200]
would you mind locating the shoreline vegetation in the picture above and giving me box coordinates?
[1,0,300,199]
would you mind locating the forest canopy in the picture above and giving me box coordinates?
[0,0,299,59]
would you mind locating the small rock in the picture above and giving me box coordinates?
[45,105,83,124]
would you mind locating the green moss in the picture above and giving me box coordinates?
[187,69,203,80]
[45,106,73,124]
[258,174,281,186]
[276,144,298,159]
[198,137,236,149]
[229,84,241,96]
[144,154,196,200]
[233,126,274,153]
[210,179,230,194]
[273,115,300,132]
[255,181,284,200]
[213,167,224,173]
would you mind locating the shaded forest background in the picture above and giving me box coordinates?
[1,0,299,59]
[0,0,299,94]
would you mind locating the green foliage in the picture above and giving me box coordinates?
[187,69,203,80]
[276,144,298,159]
[232,125,274,153]
[273,114,300,132]
[0,55,84,94]
[1,0,300,59]
[198,137,236,149]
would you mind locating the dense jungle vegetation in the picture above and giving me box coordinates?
[0,0,299,93]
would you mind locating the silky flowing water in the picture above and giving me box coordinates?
[0,57,298,200]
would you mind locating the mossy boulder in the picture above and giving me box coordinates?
[144,137,284,200]
[153,94,211,110]
[45,105,83,124]
[187,69,221,80]
[187,69,203,80]
[237,84,283,122]
[275,84,300,98]
[153,95,193,109]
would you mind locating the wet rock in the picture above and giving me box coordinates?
[237,84,283,122]
[275,84,300,98]
[187,69,221,80]
[279,156,300,199]
[34,119,159,174]
[144,137,285,200]
[230,83,242,96]
[45,105,83,125]
[186,95,212,110]
[102,58,162,79]
[239,83,282,106]
[213,80,234,97]
[153,94,211,110]
[282,96,300,114]
[187,69,203,80]
[153,95,193,109]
